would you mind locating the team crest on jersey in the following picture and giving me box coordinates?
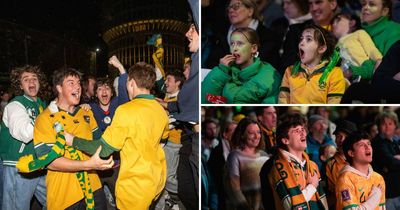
[53,122,63,132]
[341,189,351,201]
[84,115,90,123]
[27,107,37,118]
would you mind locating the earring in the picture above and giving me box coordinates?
[253,51,259,58]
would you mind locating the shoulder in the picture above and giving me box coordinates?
[372,171,385,182]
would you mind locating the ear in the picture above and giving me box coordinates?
[329,0,337,11]
[251,44,258,56]
[382,7,389,17]
[349,20,356,29]
[282,137,290,145]
[318,45,327,55]
[248,8,254,18]
[348,149,355,158]
[176,80,182,88]
[56,84,62,94]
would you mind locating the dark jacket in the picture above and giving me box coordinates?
[372,134,400,198]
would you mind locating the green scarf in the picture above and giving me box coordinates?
[16,126,95,210]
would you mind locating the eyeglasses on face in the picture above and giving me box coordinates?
[226,2,244,12]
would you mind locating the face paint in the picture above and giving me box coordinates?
[230,32,255,69]
[361,0,386,24]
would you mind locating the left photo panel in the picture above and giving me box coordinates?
[0,0,199,209]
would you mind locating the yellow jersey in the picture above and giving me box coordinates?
[279,61,346,104]
[102,95,169,209]
[336,165,385,210]
[33,103,102,209]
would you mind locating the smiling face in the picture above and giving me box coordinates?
[165,75,181,94]
[227,0,253,27]
[95,84,113,106]
[230,32,257,69]
[309,0,336,26]
[298,29,326,66]
[284,125,307,152]
[348,139,373,164]
[361,0,389,24]
[20,72,40,99]
[245,123,262,149]
[57,75,81,106]
[185,24,199,53]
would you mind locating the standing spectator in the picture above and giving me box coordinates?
[264,116,328,209]
[81,74,96,104]
[202,119,219,162]
[65,62,169,209]
[336,132,386,210]
[226,118,269,209]
[324,120,357,209]
[208,121,238,210]
[371,111,400,210]
[0,66,47,210]
[256,106,278,154]
[306,114,335,169]
[0,90,10,114]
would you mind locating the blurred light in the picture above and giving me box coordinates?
[96,48,100,52]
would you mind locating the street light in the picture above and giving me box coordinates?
[94,48,100,74]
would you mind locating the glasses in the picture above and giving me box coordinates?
[226,2,245,12]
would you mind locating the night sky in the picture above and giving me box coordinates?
[0,0,104,48]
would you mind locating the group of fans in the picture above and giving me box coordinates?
[201,106,400,209]
[201,0,400,103]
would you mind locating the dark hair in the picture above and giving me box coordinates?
[202,118,219,132]
[10,65,45,96]
[127,62,156,90]
[52,67,82,96]
[342,132,371,165]
[302,24,337,61]
[94,77,114,96]
[291,0,309,15]
[166,70,186,89]
[231,27,260,49]
[276,113,307,150]
[332,12,361,32]
[255,106,274,117]
[82,74,96,95]
[231,117,265,151]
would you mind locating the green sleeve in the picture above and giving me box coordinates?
[350,60,376,80]
[73,137,118,158]
[201,64,232,103]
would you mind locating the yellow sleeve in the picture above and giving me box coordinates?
[358,30,383,61]
[33,113,56,145]
[336,173,358,210]
[325,161,336,193]
[327,67,346,104]
[101,107,129,150]
[278,67,291,104]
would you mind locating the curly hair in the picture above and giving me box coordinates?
[10,65,46,96]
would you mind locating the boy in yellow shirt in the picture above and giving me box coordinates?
[65,62,169,210]
[336,132,385,210]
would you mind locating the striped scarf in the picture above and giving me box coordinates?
[16,125,95,210]
[270,149,327,210]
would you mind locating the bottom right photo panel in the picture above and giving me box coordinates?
[201,106,399,210]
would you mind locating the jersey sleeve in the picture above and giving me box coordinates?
[101,106,129,151]
[278,67,291,104]
[336,173,358,210]
[33,113,56,157]
[327,67,346,104]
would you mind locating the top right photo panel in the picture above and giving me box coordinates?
[200,0,400,104]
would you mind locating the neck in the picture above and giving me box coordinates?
[132,89,151,99]
[100,103,110,112]
[239,57,254,69]
[305,58,322,69]
[317,14,334,28]
[312,132,325,143]
[56,98,75,113]
[352,162,369,176]
[25,94,37,102]
[288,149,303,161]
[234,19,252,29]
[243,146,256,155]
[384,134,394,140]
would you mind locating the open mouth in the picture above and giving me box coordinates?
[71,91,80,99]
[365,152,372,156]
[233,53,240,60]
[300,138,306,142]
[299,49,305,60]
